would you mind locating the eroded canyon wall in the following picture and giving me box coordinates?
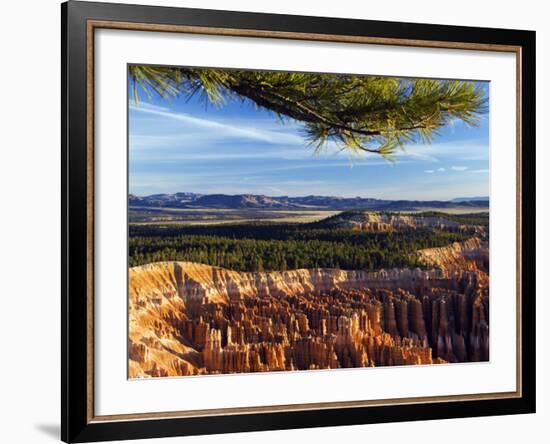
[128,246,489,378]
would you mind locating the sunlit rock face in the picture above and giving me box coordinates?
[326,212,488,237]
[128,241,489,378]
[416,237,489,275]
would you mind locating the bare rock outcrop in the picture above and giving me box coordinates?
[327,212,486,236]
[416,237,489,274]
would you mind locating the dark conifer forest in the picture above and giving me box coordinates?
[129,222,470,271]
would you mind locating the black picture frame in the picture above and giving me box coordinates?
[62,1,536,442]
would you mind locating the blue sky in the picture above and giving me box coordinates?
[128,76,489,200]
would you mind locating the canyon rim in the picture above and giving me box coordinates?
[127,65,490,378]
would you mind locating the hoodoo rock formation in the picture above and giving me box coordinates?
[129,240,489,378]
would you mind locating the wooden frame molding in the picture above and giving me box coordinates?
[86,19,524,423]
[62,2,536,442]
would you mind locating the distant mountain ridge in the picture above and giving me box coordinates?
[450,196,489,203]
[129,192,489,211]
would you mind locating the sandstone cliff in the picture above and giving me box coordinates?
[325,212,487,235]
[416,237,489,275]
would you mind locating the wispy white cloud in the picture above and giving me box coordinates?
[254,158,401,173]
[395,140,489,162]
[426,166,470,174]
[131,102,171,113]
[425,165,475,174]
[130,147,309,161]
[130,103,303,145]
[470,169,489,173]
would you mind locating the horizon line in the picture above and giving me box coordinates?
[129,191,489,202]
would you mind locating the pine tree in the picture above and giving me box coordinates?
[129,65,487,159]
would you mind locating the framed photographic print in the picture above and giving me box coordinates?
[61,1,536,442]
